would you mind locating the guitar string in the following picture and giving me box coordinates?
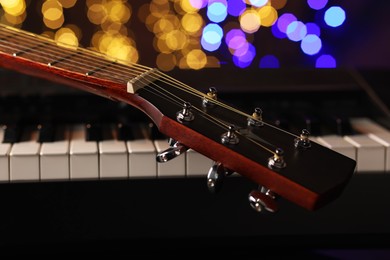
[0,27,300,143]
[0,27,299,140]
[0,27,273,126]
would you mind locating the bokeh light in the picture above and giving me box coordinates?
[324,6,346,27]
[259,54,280,68]
[301,34,322,55]
[316,54,336,68]
[307,0,328,10]
[201,23,223,51]
[207,0,228,23]
[240,9,261,33]
[286,21,307,42]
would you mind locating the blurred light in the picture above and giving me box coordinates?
[307,0,328,10]
[249,0,268,8]
[301,34,322,55]
[257,6,277,27]
[106,1,131,23]
[1,0,26,16]
[233,43,256,68]
[189,0,207,9]
[227,0,246,17]
[240,9,261,33]
[166,29,188,50]
[259,54,280,68]
[324,6,346,27]
[58,0,77,8]
[156,53,177,71]
[201,23,223,51]
[225,29,246,50]
[286,21,307,42]
[316,54,336,68]
[186,49,207,69]
[271,23,286,39]
[277,13,297,33]
[181,13,203,34]
[181,0,201,13]
[270,0,287,10]
[87,3,107,25]
[306,22,320,36]
[207,0,228,23]
[149,0,170,18]
[54,27,78,47]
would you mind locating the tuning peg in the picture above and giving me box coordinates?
[207,161,233,193]
[176,102,194,123]
[202,87,217,107]
[156,138,189,163]
[247,107,264,127]
[248,186,278,213]
[294,129,311,149]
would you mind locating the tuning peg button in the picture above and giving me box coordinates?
[207,162,233,193]
[156,138,188,163]
[248,189,278,213]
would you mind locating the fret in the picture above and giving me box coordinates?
[12,42,48,57]
[85,60,116,76]
[48,52,80,67]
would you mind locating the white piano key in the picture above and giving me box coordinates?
[350,117,389,134]
[344,135,385,172]
[39,127,70,181]
[127,139,156,178]
[99,139,128,179]
[0,127,11,182]
[9,128,40,181]
[186,149,213,177]
[368,133,390,172]
[154,139,185,178]
[316,135,357,161]
[69,125,99,180]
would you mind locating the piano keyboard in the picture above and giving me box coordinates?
[1,116,390,183]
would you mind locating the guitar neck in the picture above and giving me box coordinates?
[0,24,155,105]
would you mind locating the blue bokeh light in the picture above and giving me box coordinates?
[287,21,307,42]
[324,6,346,27]
[307,0,328,10]
[259,55,280,68]
[249,0,268,8]
[201,23,223,51]
[277,13,297,33]
[207,0,228,23]
[301,34,322,55]
[316,54,336,68]
[233,43,256,68]
[271,23,287,39]
[306,22,321,37]
[227,0,246,17]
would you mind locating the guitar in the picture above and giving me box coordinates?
[0,24,356,212]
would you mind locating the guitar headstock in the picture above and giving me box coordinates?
[128,71,357,213]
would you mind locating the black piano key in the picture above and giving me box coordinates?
[116,123,134,141]
[85,123,103,141]
[2,124,22,143]
[37,123,56,143]
[149,122,166,140]
[325,115,354,136]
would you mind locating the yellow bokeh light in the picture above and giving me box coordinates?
[179,0,199,13]
[1,0,26,16]
[87,3,108,25]
[106,1,131,23]
[43,14,64,29]
[58,0,77,8]
[181,13,203,34]
[3,12,25,25]
[154,18,175,35]
[165,29,188,51]
[240,9,261,33]
[150,0,170,18]
[105,38,139,64]
[257,6,277,27]
[156,53,176,71]
[55,27,79,47]
[42,0,62,14]
[185,49,207,70]
[43,7,63,21]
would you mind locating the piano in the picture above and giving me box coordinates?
[1,67,390,255]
